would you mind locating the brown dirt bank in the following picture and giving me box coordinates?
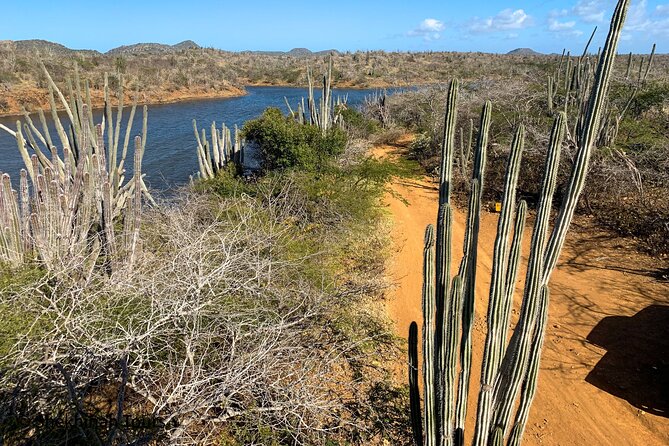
[0,83,245,117]
[378,137,669,445]
[245,79,414,90]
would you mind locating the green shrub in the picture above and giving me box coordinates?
[0,265,48,359]
[340,106,379,138]
[243,108,347,171]
[609,81,669,118]
[193,164,250,197]
[408,133,437,164]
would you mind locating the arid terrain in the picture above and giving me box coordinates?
[378,137,669,445]
[1,38,667,116]
[1,5,667,441]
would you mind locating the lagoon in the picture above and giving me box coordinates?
[0,86,380,192]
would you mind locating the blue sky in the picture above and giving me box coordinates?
[1,1,665,53]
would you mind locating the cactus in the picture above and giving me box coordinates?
[193,120,244,179]
[0,66,150,273]
[547,75,555,115]
[457,118,474,181]
[363,89,390,129]
[306,57,336,134]
[408,322,423,446]
[408,1,630,445]
[284,57,346,133]
[642,43,656,85]
[549,21,654,148]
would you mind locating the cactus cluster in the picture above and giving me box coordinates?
[0,64,151,274]
[193,120,244,179]
[285,57,346,133]
[363,90,390,128]
[408,1,630,445]
[547,27,655,149]
[193,59,347,180]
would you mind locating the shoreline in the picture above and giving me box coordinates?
[0,80,417,119]
[0,85,247,119]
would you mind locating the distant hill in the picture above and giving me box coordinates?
[8,39,102,56]
[243,48,340,57]
[507,48,543,56]
[172,40,200,51]
[106,40,201,56]
[3,39,337,58]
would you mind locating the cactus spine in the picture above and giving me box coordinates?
[408,1,630,445]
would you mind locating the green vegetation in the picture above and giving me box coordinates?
[243,107,347,171]
[0,153,415,444]
[340,106,381,139]
[0,62,418,442]
[191,156,413,444]
[0,1,665,443]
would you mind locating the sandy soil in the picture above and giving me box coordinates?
[377,139,669,445]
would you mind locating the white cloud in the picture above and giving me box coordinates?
[469,9,533,33]
[548,18,577,31]
[623,0,669,37]
[543,0,667,42]
[547,17,583,37]
[549,8,570,18]
[408,18,446,41]
[626,0,650,30]
[573,0,606,23]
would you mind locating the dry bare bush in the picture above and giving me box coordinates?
[0,177,404,445]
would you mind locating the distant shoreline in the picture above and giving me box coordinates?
[0,81,409,119]
[0,85,246,119]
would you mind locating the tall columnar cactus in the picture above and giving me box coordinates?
[547,75,555,115]
[307,56,334,134]
[284,57,345,133]
[193,120,244,179]
[0,65,151,274]
[408,1,630,445]
[548,19,654,148]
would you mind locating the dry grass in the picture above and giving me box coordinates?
[0,166,411,444]
[3,41,668,115]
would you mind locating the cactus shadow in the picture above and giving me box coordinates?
[585,304,669,418]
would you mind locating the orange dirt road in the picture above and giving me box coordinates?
[378,141,669,446]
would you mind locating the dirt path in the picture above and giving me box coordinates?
[377,140,669,445]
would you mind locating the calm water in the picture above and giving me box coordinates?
[0,86,378,193]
